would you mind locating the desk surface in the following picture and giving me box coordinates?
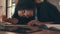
[0,31,19,34]
[30,30,60,34]
[0,30,60,34]
[4,24,60,29]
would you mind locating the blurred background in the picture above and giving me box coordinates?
[0,0,60,34]
[0,0,60,22]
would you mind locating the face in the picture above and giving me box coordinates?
[35,0,44,3]
[18,10,34,18]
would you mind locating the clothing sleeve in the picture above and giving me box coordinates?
[37,3,60,24]
[48,5,60,24]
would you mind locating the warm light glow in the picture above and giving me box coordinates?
[59,2,60,5]
[6,32,17,34]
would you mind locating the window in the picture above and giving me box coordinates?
[6,0,15,18]
[11,0,15,16]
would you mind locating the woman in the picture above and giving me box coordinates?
[2,0,40,32]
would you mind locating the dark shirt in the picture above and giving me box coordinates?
[36,1,60,24]
[12,1,60,24]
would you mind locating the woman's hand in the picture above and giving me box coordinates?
[27,20,41,26]
[6,18,19,24]
[27,20,41,30]
[27,20,53,30]
[2,15,18,24]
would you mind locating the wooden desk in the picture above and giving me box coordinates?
[30,30,60,34]
[1,24,60,34]
[0,31,19,34]
[0,30,60,34]
[4,24,60,29]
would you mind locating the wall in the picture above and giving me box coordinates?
[0,0,6,22]
[48,0,60,12]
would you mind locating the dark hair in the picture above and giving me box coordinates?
[15,0,35,10]
[12,0,35,18]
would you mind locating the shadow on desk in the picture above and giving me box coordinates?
[0,30,60,34]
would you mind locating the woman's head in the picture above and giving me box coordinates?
[34,0,47,3]
[15,0,35,18]
[35,0,44,3]
[18,9,34,18]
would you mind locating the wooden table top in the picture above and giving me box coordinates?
[0,30,60,34]
[0,31,19,34]
[3,24,60,29]
[30,30,60,34]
